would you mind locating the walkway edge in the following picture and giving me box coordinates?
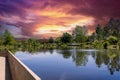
[8,50,41,80]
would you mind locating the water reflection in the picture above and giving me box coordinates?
[15,49,120,80]
[92,50,120,75]
[58,49,88,66]
[56,49,120,75]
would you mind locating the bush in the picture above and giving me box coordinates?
[117,41,120,49]
[103,41,110,49]
[92,40,103,49]
[107,36,118,45]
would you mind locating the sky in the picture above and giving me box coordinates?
[0,0,120,39]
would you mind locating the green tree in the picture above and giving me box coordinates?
[89,32,97,42]
[72,25,87,43]
[61,32,72,43]
[0,35,4,46]
[26,38,39,47]
[103,25,110,39]
[103,18,120,39]
[55,37,61,43]
[107,36,118,45]
[48,37,54,43]
[3,30,16,46]
[95,24,103,40]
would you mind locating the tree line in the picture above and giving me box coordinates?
[57,18,120,49]
[0,18,120,51]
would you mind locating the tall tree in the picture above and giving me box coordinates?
[103,18,120,39]
[3,30,16,46]
[95,24,103,40]
[61,32,72,43]
[48,37,54,43]
[89,32,97,42]
[72,25,87,43]
[103,25,110,39]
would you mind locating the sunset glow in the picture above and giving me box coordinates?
[0,0,120,38]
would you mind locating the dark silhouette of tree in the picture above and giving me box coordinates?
[95,24,103,40]
[89,32,97,42]
[61,32,72,43]
[103,18,120,39]
[48,37,54,43]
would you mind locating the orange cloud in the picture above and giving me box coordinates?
[35,3,74,18]
[32,11,95,38]
[23,2,96,38]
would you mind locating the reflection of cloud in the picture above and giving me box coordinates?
[0,0,120,38]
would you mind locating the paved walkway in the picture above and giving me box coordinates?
[0,56,5,80]
[0,52,12,80]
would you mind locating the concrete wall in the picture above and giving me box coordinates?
[7,51,41,80]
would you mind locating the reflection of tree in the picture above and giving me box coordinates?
[22,47,40,53]
[92,50,120,75]
[72,51,88,66]
[57,50,72,59]
[49,49,54,54]
[57,49,88,66]
[95,52,103,67]
[63,52,71,59]
[15,48,120,75]
[59,49,120,75]
[107,50,120,75]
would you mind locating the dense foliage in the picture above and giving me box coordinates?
[60,32,72,43]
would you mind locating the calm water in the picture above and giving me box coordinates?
[15,49,120,80]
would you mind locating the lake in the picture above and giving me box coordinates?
[15,49,120,80]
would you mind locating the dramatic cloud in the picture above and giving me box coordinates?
[0,0,120,38]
